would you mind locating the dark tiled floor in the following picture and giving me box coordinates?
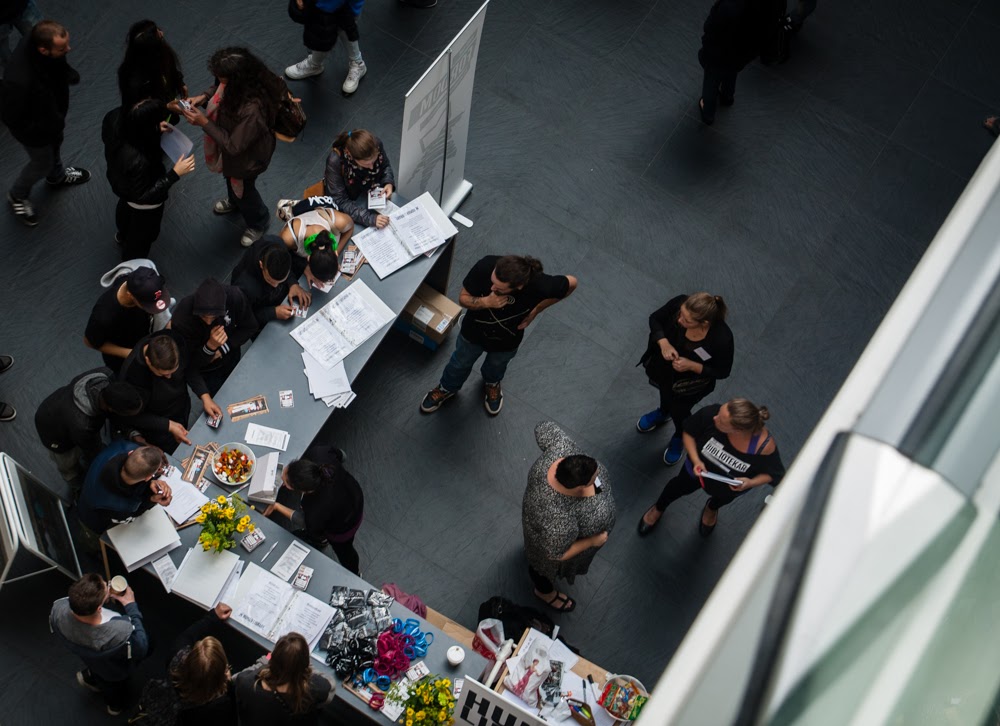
[0,0,996,723]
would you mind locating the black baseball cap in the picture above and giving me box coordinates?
[126,267,170,315]
[192,278,227,318]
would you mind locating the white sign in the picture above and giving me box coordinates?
[455,678,546,726]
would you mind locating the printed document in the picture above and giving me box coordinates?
[353,192,458,279]
[245,423,290,451]
[270,540,310,581]
[232,563,335,649]
[159,124,194,163]
[161,466,209,525]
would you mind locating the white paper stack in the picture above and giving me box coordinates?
[171,546,242,610]
[301,352,355,408]
[106,506,181,572]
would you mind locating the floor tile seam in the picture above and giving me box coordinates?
[609,2,659,63]
[640,114,686,180]
[882,119,974,185]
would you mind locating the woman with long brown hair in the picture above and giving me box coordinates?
[234,633,334,725]
[323,128,395,229]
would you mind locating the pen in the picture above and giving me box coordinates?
[260,542,279,562]
[582,678,588,707]
[588,674,599,701]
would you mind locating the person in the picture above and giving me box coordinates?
[697,0,771,125]
[169,278,259,396]
[286,0,368,95]
[49,573,150,716]
[33,368,144,483]
[0,353,13,422]
[522,422,616,613]
[0,0,42,67]
[231,235,312,330]
[2,19,90,227]
[119,330,220,453]
[84,266,171,375]
[636,292,734,465]
[102,98,196,259]
[323,129,395,229]
[277,200,354,287]
[420,255,577,416]
[117,19,187,113]
[784,0,817,33]
[638,399,785,537]
[264,445,364,575]
[233,632,335,725]
[181,47,282,247]
[166,604,238,725]
[76,441,173,542]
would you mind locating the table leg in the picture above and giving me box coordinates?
[100,540,111,581]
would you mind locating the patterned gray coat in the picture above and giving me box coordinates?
[522,422,617,584]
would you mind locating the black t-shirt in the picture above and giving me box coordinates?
[85,275,153,371]
[683,404,785,497]
[459,255,570,352]
[301,447,364,539]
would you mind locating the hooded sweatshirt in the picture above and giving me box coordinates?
[34,368,114,460]
[50,597,149,682]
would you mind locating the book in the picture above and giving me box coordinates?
[106,506,181,572]
[231,562,335,651]
[170,546,242,610]
[353,193,458,279]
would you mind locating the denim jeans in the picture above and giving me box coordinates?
[10,143,63,200]
[0,0,43,66]
[439,334,517,392]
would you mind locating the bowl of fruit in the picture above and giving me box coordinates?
[211,443,256,486]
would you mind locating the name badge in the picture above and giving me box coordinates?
[694,347,711,361]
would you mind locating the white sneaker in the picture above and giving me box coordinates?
[342,60,367,94]
[286,55,324,80]
[240,227,265,247]
[275,198,297,221]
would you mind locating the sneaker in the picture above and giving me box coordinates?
[275,198,297,221]
[213,198,236,215]
[106,705,123,716]
[240,227,265,247]
[636,408,667,433]
[286,55,324,80]
[0,355,12,374]
[7,193,38,226]
[484,382,503,415]
[663,434,685,465]
[76,670,100,693]
[342,60,367,95]
[46,167,90,186]
[0,403,15,422]
[420,386,454,413]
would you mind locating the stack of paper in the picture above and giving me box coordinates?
[301,352,355,408]
[106,506,181,572]
[289,279,394,370]
[171,546,242,610]
[161,466,210,525]
[353,192,459,279]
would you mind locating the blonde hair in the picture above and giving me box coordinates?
[727,398,770,433]
[684,292,727,324]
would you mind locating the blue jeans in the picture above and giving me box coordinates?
[0,0,43,66]
[439,334,517,392]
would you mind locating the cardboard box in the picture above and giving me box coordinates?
[394,284,462,350]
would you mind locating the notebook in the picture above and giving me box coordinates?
[106,506,181,572]
[171,546,242,610]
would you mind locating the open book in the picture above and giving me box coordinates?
[353,192,459,279]
[289,279,395,370]
[231,562,335,652]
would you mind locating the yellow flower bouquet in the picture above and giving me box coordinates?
[195,493,254,552]
[394,677,456,726]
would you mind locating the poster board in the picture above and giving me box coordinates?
[455,677,546,726]
[398,1,489,215]
[0,453,81,589]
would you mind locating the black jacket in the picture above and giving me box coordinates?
[102,107,180,204]
[1,35,80,145]
[34,367,116,460]
[699,0,775,72]
[230,235,295,329]
[170,285,259,371]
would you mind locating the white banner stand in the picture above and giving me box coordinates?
[398,1,489,216]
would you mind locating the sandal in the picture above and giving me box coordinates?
[537,590,576,613]
[985,117,1000,138]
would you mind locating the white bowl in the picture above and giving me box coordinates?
[210,443,256,486]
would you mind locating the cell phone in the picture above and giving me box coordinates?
[179,99,192,110]
[207,415,222,429]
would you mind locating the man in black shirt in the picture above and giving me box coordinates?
[420,255,577,416]
[84,267,169,374]
[230,235,311,332]
[169,278,258,396]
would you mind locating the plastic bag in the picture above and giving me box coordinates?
[472,618,505,661]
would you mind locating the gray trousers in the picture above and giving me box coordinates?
[49,448,83,483]
[11,143,63,200]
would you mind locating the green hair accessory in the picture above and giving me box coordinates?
[303,232,337,254]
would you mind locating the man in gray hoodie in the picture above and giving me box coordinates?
[49,573,150,716]
[33,367,144,483]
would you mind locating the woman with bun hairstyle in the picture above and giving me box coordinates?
[636,292,734,465]
[278,201,353,288]
[638,398,784,537]
[323,128,395,229]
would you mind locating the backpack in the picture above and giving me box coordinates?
[128,678,180,726]
[273,75,307,142]
[478,596,574,650]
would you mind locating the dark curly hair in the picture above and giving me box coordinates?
[118,20,185,107]
[208,47,282,128]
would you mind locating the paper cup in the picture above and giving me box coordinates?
[110,575,128,596]
[447,646,465,666]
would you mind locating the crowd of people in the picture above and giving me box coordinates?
[0,1,803,721]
